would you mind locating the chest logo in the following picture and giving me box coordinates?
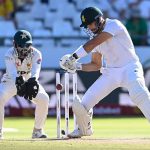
[27,63,32,68]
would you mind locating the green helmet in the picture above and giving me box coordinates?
[80,7,103,28]
[14,30,32,46]
[13,30,33,59]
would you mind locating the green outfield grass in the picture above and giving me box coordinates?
[0,116,150,150]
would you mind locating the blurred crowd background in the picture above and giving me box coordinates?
[0,0,150,66]
[0,0,150,68]
[0,0,150,44]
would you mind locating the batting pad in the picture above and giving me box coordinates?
[129,79,150,122]
[72,96,93,136]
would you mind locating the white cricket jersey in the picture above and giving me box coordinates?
[2,47,42,81]
[93,18,139,68]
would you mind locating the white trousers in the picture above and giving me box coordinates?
[81,61,150,122]
[0,78,49,131]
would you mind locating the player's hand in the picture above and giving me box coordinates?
[59,54,76,70]
[59,54,82,73]
[24,77,39,100]
[66,62,82,73]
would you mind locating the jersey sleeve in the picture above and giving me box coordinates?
[31,50,42,80]
[103,19,123,36]
[91,47,97,53]
[5,49,18,81]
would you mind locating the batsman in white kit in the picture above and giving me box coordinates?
[60,7,150,138]
[0,30,49,139]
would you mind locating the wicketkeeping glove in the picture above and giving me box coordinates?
[15,76,26,97]
[24,77,39,100]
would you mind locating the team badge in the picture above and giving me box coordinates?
[81,15,86,23]
[37,58,42,64]
[27,63,32,68]
[16,60,21,66]
[20,33,27,39]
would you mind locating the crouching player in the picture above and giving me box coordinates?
[0,30,49,139]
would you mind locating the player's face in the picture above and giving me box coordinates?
[87,17,105,35]
[14,42,32,59]
[18,44,32,57]
[87,21,98,34]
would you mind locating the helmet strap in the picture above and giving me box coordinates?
[95,17,106,34]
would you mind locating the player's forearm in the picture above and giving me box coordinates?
[31,54,42,80]
[83,37,100,53]
[73,32,112,60]
[81,62,101,72]
[73,37,100,58]
[5,58,18,81]
[31,68,40,80]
